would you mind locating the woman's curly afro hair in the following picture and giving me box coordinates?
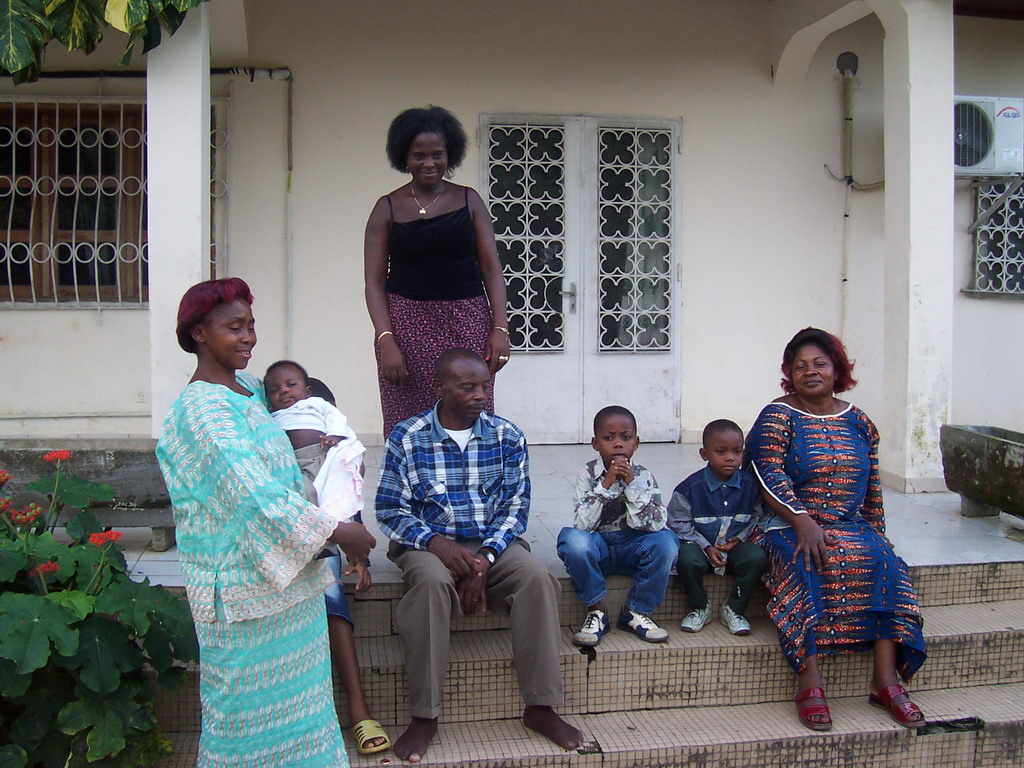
[386,106,467,174]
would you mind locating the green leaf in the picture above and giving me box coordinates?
[45,589,94,620]
[44,0,105,53]
[155,663,186,690]
[93,579,153,635]
[64,507,102,542]
[0,541,28,581]
[56,699,125,761]
[7,665,69,753]
[22,736,71,768]
[0,657,30,697]
[59,616,142,693]
[0,592,78,673]
[57,540,102,588]
[169,0,203,12]
[56,475,115,508]
[23,530,67,563]
[139,620,178,675]
[56,685,151,761]
[0,744,27,768]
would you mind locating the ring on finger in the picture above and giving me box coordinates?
[498,355,510,362]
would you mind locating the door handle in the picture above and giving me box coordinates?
[560,282,577,313]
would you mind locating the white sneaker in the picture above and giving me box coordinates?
[573,609,609,646]
[679,605,712,633]
[720,604,751,635]
[618,609,669,643]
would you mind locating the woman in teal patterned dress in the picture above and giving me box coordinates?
[156,278,376,767]
[748,328,926,733]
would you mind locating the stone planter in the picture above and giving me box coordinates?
[939,425,1024,519]
[0,438,176,550]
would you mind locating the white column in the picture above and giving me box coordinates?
[872,0,954,491]
[147,7,211,437]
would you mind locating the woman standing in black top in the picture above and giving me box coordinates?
[364,106,510,437]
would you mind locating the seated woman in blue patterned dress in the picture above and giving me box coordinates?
[156,278,377,767]
[747,327,926,732]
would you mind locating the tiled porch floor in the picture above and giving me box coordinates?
[126,443,1024,588]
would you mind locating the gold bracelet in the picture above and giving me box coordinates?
[493,326,510,336]
[376,330,394,343]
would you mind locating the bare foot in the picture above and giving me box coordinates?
[393,717,438,763]
[522,706,584,750]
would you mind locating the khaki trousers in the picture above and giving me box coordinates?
[390,539,564,719]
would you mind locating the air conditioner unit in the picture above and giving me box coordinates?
[954,95,1023,177]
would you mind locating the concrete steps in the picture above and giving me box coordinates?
[158,682,1024,768]
[152,561,1024,766]
[151,595,1024,732]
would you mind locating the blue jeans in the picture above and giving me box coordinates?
[557,527,678,616]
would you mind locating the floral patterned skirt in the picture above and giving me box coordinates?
[376,292,494,438]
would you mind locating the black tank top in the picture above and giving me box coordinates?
[384,188,486,301]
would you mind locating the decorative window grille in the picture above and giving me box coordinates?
[0,97,229,307]
[485,118,675,353]
[597,127,673,351]
[971,182,1024,295]
[487,123,567,351]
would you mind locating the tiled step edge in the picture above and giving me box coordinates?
[153,599,1024,729]
[157,681,1024,768]
[340,561,1024,638]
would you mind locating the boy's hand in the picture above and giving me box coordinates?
[717,537,740,553]
[320,434,341,449]
[345,561,372,593]
[704,545,727,568]
[331,521,376,565]
[602,457,632,488]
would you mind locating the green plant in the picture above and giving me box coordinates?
[0,451,198,767]
[0,0,212,84]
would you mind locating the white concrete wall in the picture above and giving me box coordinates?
[234,0,893,443]
[952,17,1024,433]
[3,3,1020,452]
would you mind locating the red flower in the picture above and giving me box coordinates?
[30,561,60,578]
[0,470,10,488]
[42,449,72,463]
[9,503,42,526]
[88,530,123,546]
[0,498,10,514]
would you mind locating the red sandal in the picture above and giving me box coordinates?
[869,684,926,728]
[795,687,833,731]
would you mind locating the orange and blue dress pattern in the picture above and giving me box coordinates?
[748,402,926,680]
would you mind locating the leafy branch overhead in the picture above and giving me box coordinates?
[0,0,211,84]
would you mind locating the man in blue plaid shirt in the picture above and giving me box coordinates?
[376,349,583,762]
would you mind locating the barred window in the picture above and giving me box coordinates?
[970,182,1024,296]
[1,97,229,307]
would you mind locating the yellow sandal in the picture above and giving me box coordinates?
[352,719,391,755]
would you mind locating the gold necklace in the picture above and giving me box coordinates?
[410,183,444,215]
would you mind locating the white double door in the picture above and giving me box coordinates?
[484,116,680,443]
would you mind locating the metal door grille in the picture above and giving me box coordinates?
[597,127,673,351]
[487,123,567,351]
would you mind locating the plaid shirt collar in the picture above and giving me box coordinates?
[426,400,496,445]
